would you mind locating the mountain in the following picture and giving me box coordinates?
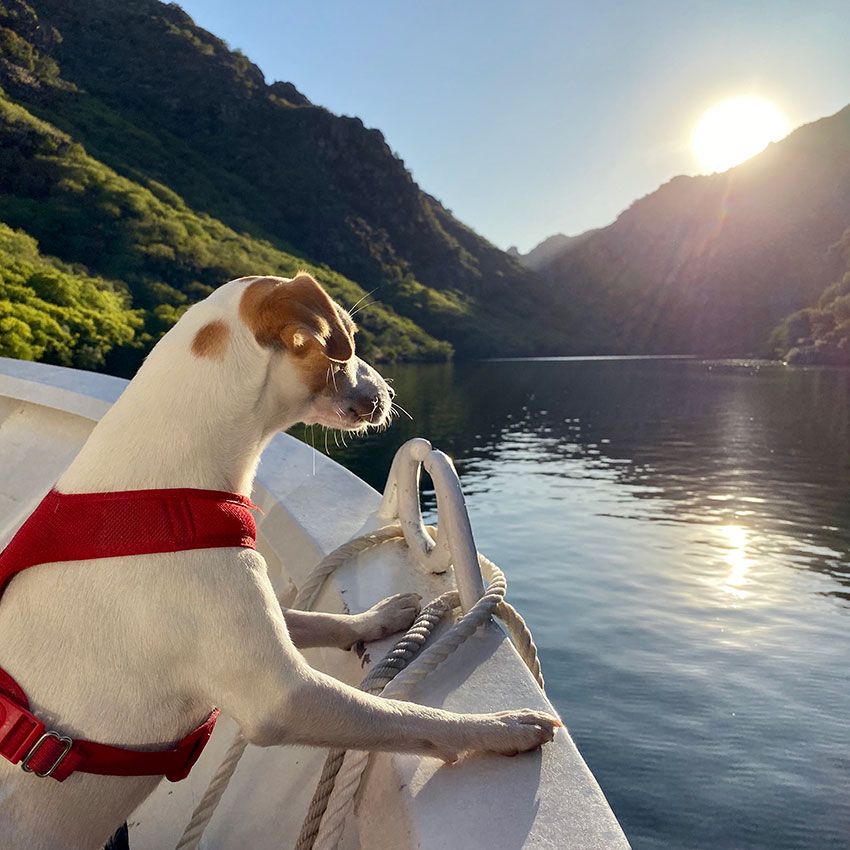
[3,0,849,374]
[0,0,565,375]
[533,106,850,358]
[509,232,599,272]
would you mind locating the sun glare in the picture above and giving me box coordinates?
[692,96,790,174]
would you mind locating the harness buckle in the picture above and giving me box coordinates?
[0,690,44,764]
[20,730,73,778]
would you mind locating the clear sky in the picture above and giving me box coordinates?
[178,0,850,252]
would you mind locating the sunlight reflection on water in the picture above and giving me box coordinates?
[719,524,751,598]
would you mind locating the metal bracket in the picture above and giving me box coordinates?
[378,438,485,614]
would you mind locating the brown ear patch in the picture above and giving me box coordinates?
[239,273,356,363]
[191,320,230,360]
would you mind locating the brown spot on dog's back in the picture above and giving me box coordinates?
[191,320,230,360]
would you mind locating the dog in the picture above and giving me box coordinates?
[0,273,560,850]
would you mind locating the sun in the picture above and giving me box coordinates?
[692,96,790,174]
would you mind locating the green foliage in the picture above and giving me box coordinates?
[0,223,141,367]
[0,0,62,85]
[770,242,850,365]
[0,89,451,372]
[0,0,461,371]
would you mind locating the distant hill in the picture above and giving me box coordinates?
[508,232,598,272]
[0,0,567,374]
[532,106,850,359]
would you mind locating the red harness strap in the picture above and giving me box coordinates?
[0,487,257,781]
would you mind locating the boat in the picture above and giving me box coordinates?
[0,356,630,849]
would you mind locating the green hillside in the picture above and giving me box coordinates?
[0,89,450,372]
[0,0,564,375]
[0,221,140,367]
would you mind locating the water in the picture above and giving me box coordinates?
[301,358,850,850]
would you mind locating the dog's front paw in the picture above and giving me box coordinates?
[350,593,422,645]
[467,710,562,757]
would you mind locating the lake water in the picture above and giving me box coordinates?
[307,358,850,850]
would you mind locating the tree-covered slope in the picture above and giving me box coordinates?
[769,226,850,365]
[0,221,140,367]
[535,106,850,357]
[0,88,451,372]
[0,0,564,369]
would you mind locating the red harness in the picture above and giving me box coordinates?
[0,487,257,781]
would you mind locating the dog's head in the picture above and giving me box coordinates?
[189,273,394,433]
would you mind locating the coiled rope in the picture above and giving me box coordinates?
[175,524,542,850]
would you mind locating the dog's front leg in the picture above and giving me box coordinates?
[197,556,560,763]
[257,664,560,763]
[282,593,422,649]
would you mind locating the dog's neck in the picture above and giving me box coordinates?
[58,319,299,496]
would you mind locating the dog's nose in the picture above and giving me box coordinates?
[347,395,381,423]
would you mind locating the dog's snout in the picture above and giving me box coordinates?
[325,358,392,429]
[348,394,381,423]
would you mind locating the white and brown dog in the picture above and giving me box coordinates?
[0,274,560,850]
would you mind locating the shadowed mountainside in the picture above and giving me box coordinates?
[532,107,850,360]
[769,225,850,365]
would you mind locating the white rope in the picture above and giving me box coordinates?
[175,525,542,850]
[294,594,457,850]
[174,734,248,850]
[308,552,541,850]
[291,526,407,612]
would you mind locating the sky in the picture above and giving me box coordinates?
[178,0,850,252]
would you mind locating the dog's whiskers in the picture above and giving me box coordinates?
[348,288,379,315]
[349,298,381,318]
[392,401,414,420]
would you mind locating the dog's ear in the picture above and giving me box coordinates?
[279,274,355,363]
[241,273,355,363]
